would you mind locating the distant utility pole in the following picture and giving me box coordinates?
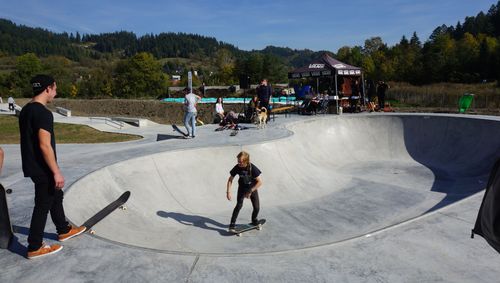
[188,71,193,93]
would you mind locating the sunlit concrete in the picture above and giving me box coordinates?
[1,112,500,282]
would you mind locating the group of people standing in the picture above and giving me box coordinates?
[366,80,390,110]
[345,78,390,112]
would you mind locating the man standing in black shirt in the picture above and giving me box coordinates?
[376,81,390,110]
[19,75,86,259]
[256,79,272,121]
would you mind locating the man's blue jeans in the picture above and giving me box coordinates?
[184,111,197,137]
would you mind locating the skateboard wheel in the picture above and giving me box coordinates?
[237,233,242,237]
[257,225,262,231]
[119,205,127,210]
[89,230,95,235]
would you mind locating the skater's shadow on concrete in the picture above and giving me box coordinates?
[157,211,232,236]
[6,226,60,258]
[7,235,27,258]
[13,225,58,240]
[156,134,184,141]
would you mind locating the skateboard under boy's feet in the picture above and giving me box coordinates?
[231,219,266,237]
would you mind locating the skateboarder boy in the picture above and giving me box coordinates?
[226,151,263,232]
[19,75,86,259]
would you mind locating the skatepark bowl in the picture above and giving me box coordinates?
[64,115,500,255]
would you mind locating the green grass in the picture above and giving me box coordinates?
[0,115,142,144]
[388,82,500,108]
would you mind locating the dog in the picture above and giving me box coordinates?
[255,107,268,129]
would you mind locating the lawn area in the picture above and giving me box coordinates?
[0,115,142,144]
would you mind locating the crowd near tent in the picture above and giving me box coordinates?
[288,53,365,110]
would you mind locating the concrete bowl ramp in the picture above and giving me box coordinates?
[64,115,500,255]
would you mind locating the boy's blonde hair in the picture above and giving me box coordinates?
[237,151,251,171]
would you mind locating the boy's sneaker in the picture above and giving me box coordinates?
[228,224,236,233]
[58,225,87,242]
[27,243,63,259]
[252,219,260,226]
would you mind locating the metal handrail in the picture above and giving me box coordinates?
[89,117,124,129]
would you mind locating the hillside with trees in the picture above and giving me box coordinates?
[0,1,499,99]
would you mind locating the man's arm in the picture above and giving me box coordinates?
[38,129,64,189]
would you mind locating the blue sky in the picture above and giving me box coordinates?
[0,0,497,52]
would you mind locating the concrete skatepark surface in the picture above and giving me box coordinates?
[1,103,500,282]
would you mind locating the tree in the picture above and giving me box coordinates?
[422,33,457,83]
[371,50,394,81]
[363,37,385,55]
[262,54,288,84]
[114,52,168,98]
[214,48,235,84]
[361,56,375,79]
[43,55,74,98]
[456,32,480,82]
[242,53,264,84]
[70,84,78,97]
[12,53,43,97]
[78,68,113,98]
[336,46,351,62]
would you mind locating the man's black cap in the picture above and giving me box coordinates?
[30,74,55,96]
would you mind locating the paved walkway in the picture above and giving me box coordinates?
[1,103,500,282]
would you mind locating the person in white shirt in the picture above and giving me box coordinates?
[183,90,201,138]
[215,97,225,122]
[8,96,15,112]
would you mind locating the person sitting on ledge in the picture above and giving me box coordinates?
[214,97,225,124]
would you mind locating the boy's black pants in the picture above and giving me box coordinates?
[230,186,259,225]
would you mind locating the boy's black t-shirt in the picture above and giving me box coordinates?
[230,163,261,188]
[19,102,56,177]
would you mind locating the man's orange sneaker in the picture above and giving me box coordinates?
[58,225,87,242]
[27,243,63,259]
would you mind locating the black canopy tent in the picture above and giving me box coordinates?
[288,53,365,111]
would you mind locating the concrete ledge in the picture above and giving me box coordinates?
[14,105,22,117]
[56,106,72,117]
[112,117,148,127]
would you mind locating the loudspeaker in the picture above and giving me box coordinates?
[239,75,250,89]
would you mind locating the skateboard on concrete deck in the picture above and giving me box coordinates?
[82,191,130,234]
[172,124,188,137]
[232,219,266,237]
[0,183,13,249]
[229,125,249,136]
